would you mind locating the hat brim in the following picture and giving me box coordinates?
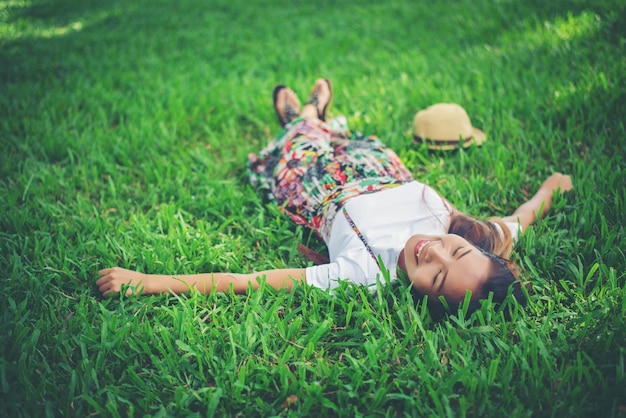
[471,127,486,147]
[413,127,487,150]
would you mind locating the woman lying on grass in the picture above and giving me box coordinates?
[96,79,572,315]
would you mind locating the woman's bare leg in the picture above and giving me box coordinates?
[300,103,319,120]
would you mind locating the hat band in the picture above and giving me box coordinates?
[413,135,473,147]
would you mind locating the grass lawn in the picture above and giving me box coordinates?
[1,0,625,416]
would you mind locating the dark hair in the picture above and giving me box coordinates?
[411,251,527,320]
[448,212,514,258]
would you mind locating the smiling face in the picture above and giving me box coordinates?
[397,234,492,301]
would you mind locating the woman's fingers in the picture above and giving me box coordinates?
[96,267,143,296]
[558,174,573,191]
[544,173,573,193]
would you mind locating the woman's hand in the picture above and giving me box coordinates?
[503,172,573,229]
[540,172,573,194]
[96,267,149,297]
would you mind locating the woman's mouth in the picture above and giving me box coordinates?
[414,240,431,265]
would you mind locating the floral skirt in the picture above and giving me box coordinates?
[247,117,414,243]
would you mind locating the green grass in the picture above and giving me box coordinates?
[1,0,625,416]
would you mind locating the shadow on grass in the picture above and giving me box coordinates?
[1,0,624,245]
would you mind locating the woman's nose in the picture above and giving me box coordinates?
[427,243,448,263]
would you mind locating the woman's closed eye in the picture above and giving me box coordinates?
[435,247,470,291]
[433,269,450,291]
[454,246,472,259]
[433,269,442,287]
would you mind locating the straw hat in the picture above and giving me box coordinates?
[413,103,486,150]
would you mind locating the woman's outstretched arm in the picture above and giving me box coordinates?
[96,267,306,297]
[502,172,573,229]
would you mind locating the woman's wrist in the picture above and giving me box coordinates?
[138,273,157,294]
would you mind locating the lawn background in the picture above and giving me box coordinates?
[1,0,625,416]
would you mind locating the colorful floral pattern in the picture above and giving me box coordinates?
[248,117,414,243]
